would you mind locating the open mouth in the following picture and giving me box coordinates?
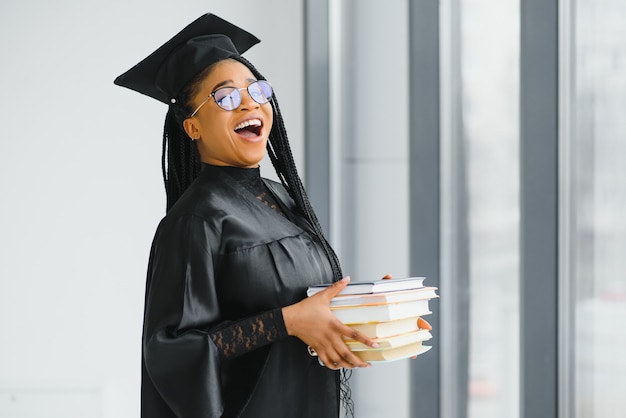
[234,118,263,138]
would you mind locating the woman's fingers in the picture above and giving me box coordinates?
[313,327,373,369]
[417,317,432,330]
[318,276,350,300]
[310,325,373,369]
[341,325,378,349]
[324,325,378,369]
[319,342,370,369]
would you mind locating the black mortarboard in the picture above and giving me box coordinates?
[114,14,260,104]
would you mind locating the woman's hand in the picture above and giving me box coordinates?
[282,277,377,370]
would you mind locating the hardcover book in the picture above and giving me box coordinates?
[353,342,432,362]
[306,276,426,297]
[346,328,432,351]
[329,287,438,308]
[347,315,423,339]
[330,298,432,324]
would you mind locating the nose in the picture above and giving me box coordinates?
[238,87,260,110]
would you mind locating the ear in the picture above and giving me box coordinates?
[183,117,201,140]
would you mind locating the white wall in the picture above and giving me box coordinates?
[0,1,303,416]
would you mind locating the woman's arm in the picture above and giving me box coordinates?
[209,308,288,361]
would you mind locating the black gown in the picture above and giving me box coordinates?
[140,164,340,418]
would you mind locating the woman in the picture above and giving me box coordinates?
[114,14,379,417]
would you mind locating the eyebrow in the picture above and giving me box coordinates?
[211,78,258,92]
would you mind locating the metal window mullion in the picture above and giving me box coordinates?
[439,0,470,417]
[558,1,575,418]
[520,1,559,417]
[304,0,331,235]
[409,1,442,417]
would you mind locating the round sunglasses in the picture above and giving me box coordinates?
[190,80,273,117]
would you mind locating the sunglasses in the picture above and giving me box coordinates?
[190,80,273,116]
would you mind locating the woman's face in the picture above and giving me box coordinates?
[184,59,273,168]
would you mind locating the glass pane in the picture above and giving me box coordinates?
[460,1,520,417]
[571,0,626,416]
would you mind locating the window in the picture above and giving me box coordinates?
[441,1,520,417]
[564,0,626,416]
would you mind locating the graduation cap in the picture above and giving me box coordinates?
[114,14,260,105]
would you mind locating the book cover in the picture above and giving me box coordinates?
[330,287,439,308]
[353,341,432,362]
[346,328,433,351]
[306,276,426,297]
[331,298,432,324]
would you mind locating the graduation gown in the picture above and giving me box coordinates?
[140,164,340,418]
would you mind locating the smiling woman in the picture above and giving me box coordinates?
[113,13,377,418]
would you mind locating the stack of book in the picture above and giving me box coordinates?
[307,277,438,362]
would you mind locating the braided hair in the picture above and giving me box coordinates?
[162,56,354,416]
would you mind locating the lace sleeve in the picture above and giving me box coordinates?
[209,308,289,361]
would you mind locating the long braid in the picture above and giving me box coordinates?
[162,108,201,211]
[162,64,209,212]
[161,117,168,202]
[234,56,354,418]
[233,56,343,283]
